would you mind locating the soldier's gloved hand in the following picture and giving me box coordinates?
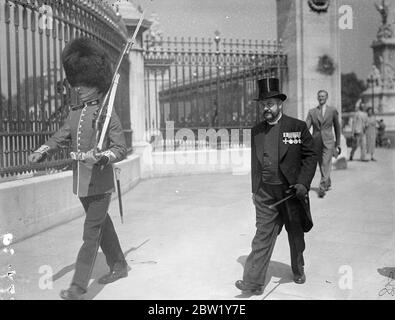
[96,155,110,166]
[96,150,117,166]
[292,184,308,201]
[28,152,45,163]
[83,150,100,164]
[28,145,49,163]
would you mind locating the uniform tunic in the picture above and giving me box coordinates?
[42,98,127,197]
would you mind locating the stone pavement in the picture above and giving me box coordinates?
[1,148,394,300]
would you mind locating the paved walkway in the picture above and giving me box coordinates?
[1,148,394,300]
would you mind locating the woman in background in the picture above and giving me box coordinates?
[366,107,377,161]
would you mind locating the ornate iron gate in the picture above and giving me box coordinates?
[143,34,288,137]
[0,0,131,179]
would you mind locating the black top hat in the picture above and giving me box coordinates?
[254,78,287,101]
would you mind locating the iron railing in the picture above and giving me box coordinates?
[143,34,288,146]
[0,0,131,179]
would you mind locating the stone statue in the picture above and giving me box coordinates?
[377,24,393,39]
[375,0,389,26]
[369,64,382,88]
[383,63,395,89]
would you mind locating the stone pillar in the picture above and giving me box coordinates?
[125,26,154,178]
[118,0,152,145]
[277,0,341,120]
[127,35,146,144]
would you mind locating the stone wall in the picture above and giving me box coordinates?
[0,155,141,243]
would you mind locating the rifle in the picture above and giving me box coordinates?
[94,11,146,153]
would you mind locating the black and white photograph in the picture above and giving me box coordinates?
[0,0,394,306]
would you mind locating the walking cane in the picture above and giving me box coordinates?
[267,193,295,209]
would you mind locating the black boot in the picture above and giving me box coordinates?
[293,272,306,284]
[235,280,262,294]
[98,261,129,285]
[60,284,85,300]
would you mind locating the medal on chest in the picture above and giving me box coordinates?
[282,132,302,144]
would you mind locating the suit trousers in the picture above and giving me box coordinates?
[243,183,305,286]
[350,133,367,160]
[313,136,333,192]
[71,193,126,291]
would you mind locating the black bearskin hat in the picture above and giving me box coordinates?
[62,37,113,93]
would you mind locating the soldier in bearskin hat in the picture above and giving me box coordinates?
[235,78,317,294]
[28,37,128,300]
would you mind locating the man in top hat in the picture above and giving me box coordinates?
[306,90,341,198]
[235,78,317,294]
[28,37,128,300]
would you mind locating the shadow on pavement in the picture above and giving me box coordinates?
[377,267,395,280]
[310,187,320,194]
[52,239,150,300]
[234,255,293,299]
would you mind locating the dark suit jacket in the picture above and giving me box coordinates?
[251,114,317,232]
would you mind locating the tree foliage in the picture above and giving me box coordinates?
[341,72,367,113]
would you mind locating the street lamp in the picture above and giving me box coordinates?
[214,30,221,127]
[367,75,375,114]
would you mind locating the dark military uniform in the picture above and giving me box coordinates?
[35,95,127,292]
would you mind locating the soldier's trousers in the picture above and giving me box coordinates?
[71,193,126,292]
[243,183,305,286]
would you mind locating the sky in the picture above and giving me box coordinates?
[0,0,385,97]
[130,0,383,81]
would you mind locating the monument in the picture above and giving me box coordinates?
[361,0,395,139]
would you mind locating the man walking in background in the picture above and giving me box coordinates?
[349,104,369,162]
[306,90,341,198]
[377,119,386,147]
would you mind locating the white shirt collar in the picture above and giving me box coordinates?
[267,112,283,125]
